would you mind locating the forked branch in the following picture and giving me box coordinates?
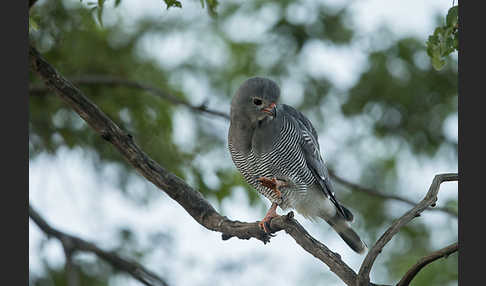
[396,242,458,286]
[29,204,169,286]
[356,173,458,286]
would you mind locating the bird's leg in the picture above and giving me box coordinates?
[258,202,279,233]
[256,177,288,233]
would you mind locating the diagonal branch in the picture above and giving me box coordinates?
[396,242,458,286]
[29,204,169,286]
[29,44,380,286]
[356,173,458,286]
[29,75,457,218]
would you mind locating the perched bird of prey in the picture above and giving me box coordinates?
[228,77,367,254]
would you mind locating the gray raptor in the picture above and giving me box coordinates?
[228,77,367,254]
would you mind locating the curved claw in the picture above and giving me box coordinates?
[258,216,279,235]
[258,220,269,233]
[264,221,276,236]
[258,202,279,235]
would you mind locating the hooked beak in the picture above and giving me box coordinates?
[262,102,277,117]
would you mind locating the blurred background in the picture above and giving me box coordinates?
[28,0,458,285]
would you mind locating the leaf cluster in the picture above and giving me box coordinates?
[426,5,458,70]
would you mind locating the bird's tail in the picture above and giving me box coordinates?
[323,208,367,254]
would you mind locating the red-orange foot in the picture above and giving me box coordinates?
[258,202,280,233]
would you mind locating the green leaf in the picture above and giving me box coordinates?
[205,0,219,17]
[114,0,122,7]
[446,5,458,28]
[97,0,105,27]
[445,36,455,54]
[29,16,39,31]
[97,7,104,27]
[163,0,182,10]
[426,33,439,57]
[426,17,458,71]
[431,55,446,70]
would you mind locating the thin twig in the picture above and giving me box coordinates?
[29,75,229,119]
[356,173,458,286]
[29,75,457,218]
[396,242,458,286]
[62,243,80,286]
[329,170,457,217]
[29,204,169,286]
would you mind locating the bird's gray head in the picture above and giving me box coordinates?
[231,77,280,125]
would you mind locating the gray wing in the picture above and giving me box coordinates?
[281,104,347,218]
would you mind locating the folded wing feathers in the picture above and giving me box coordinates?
[283,105,347,219]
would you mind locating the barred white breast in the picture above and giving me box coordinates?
[229,113,315,210]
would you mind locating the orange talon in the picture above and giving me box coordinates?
[258,202,279,233]
[256,177,287,233]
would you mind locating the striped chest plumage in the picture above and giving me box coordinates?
[228,115,316,209]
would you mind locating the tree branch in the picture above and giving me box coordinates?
[328,170,457,217]
[62,243,80,286]
[356,173,458,286]
[29,204,169,286]
[29,75,457,218]
[396,242,458,286]
[29,75,230,119]
[29,44,378,286]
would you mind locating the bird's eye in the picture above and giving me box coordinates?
[253,98,263,106]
